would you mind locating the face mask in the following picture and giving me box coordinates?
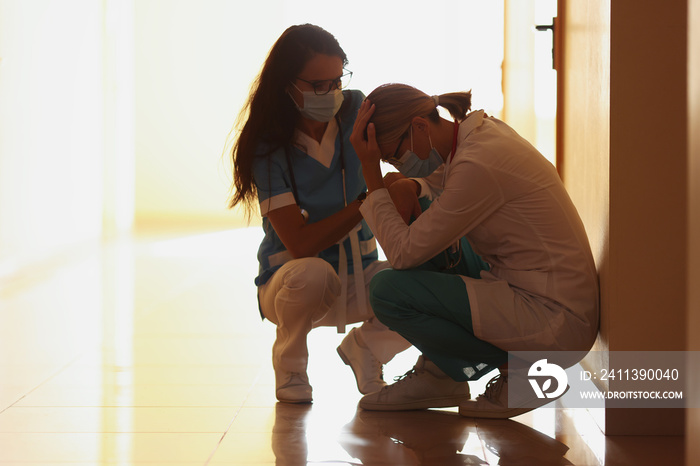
[289,83,344,122]
[396,128,444,178]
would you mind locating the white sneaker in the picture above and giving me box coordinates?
[458,371,558,419]
[337,328,386,394]
[359,356,471,411]
[276,372,312,404]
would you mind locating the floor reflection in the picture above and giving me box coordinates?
[476,418,572,465]
[272,403,312,465]
[0,228,686,465]
[271,404,574,465]
[347,410,482,465]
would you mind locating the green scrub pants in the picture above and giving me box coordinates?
[369,236,508,382]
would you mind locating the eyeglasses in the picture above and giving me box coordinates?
[384,128,410,168]
[295,70,353,95]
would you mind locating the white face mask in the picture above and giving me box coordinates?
[396,128,444,178]
[289,83,344,122]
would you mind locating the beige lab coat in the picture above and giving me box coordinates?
[360,111,599,353]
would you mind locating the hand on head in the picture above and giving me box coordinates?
[350,100,383,168]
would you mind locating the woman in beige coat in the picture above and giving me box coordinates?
[349,84,599,418]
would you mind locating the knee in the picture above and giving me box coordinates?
[370,268,408,297]
[369,269,404,324]
[369,269,395,300]
[284,257,340,294]
[281,258,341,317]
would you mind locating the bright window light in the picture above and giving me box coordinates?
[281,1,505,114]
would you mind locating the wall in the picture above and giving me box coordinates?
[560,0,610,347]
[609,0,689,436]
[559,2,611,433]
[686,0,700,460]
[502,0,557,165]
[606,0,688,435]
[0,0,106,271]
[133,0,287,229]
[502,0,536,144]
[609,0,687,354]
[562,0,690,436]
[102,0,136,237]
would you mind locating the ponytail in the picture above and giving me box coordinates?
[432,91,472,122]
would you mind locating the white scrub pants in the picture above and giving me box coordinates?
[258,257,410,377]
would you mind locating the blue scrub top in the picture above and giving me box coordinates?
[252,90,378,286]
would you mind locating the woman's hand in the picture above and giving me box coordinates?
[350,100,384,191]
[387,178,422,224]
[350,100,382,166]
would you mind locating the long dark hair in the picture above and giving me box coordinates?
[228,24,348,214]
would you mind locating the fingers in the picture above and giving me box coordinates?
[398,197,422,225]
[411,196,422,220]
[350,99,384,170]
[361,101,380,152]
[359,99,376,123]
[351,100,375,142]
[366,119,377,146]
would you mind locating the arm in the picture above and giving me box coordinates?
[362,162,504,269]
[386,177,422,224]
[254,141,365,259]
[267,200,363,259]
[349,100,384,193]
[350,100,503,268]
[414,165,447,201]
[349,101,422,225]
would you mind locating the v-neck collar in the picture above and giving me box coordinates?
[292,118,339,169]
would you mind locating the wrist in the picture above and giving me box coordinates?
[411,178,421,197]
[362,165,385,193]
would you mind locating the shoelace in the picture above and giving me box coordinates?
[482,373,507,401]
[392,365,421,384]
[367,354,383,376]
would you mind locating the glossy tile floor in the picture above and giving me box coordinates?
[0,227,685,465]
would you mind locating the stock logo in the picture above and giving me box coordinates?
[528,359,568,399]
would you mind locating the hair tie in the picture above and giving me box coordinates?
[432,95,440,107]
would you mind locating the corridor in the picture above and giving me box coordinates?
[0,227,684,464]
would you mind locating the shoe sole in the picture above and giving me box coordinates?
[276,382,313,404]
[359,395,470,411]
[277,397,313,404]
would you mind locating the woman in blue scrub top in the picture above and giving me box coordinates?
[228,25,409,404]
